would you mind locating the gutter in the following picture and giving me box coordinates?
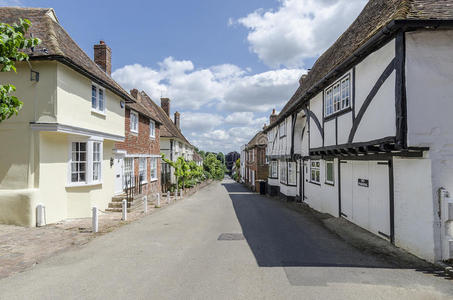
[264,19,453,132]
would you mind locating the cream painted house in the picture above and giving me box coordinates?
[0,8,134,226]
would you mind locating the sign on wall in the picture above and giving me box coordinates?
[358,178,369,187]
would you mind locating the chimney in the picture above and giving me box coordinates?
[161,98,170,116]
[270,108,277,124]
[130,89,142,102]
[94,40,112,75]
[174,111,180,130]
[299,74,308,85]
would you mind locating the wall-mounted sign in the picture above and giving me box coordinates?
[358,178,369,187]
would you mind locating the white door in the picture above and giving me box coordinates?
[114,155,124,195]
[340,160,390,239]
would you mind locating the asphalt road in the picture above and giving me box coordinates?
[1,178,452,300]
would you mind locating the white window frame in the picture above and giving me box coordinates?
[310,160,321,184]
[92,141,102,183]
[324,74,351,117]
[91,83,105,114]
[124,157,135,188]
[130,110,139,133]
[149,119,156,138]
[288,161,297,186]
[280,161,287,184]
[325,160,334,185]
[67,138,103,187]
[150,157,158,181]
[269,160,278,179]
[139,157,147,184]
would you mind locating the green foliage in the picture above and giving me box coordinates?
[216,152,225,165]
[0,18,41,122]
[161,153,207,189]
[235,158,240,170]
[203,153,225,180]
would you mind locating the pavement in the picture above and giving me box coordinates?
[0,178,452,299]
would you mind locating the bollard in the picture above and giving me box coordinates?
[122,199,127,221]
[167,192,170,204]
[179,189,183,199]
[144,196,148,214]
[92,207,98,233]
[156,193,161,208]
[36,204,46,227]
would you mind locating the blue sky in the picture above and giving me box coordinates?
[2,0,367,153]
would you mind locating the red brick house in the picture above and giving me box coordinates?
[244,130,268,193]
[113,89,162,200]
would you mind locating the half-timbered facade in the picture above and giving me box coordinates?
[264,0,453,262]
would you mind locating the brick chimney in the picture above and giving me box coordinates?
[130,89,142,102]
[174,111,180,130]
[161,98,170,116]
[270,108,277,124]
[94,41,111,75]
[299,74,308,85]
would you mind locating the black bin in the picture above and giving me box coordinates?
[259,181,266,195]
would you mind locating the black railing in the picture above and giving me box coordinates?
[124,174,145,202]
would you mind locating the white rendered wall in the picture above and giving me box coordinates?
[324,120,335,146]
[337,112,353,145]
[393,157,435,261]
[309,93,323,148]
[304,159,339,217]
[353,39,396,143]
[405,29,453,260]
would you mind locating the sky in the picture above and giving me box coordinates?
[1,0,367,153]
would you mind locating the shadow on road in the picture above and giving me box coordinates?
[222,181,402,269]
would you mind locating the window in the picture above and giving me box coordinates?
[130,110,138,133]
[139,158,147,183]
[69,140,103,185]
[92,142,101,182]
[150,157,158,181]
[71,142,87,183]
[269,160,278,178]
[325,160,334,185]
[325,74,351,117]
[149,120,155,138]
[124,157,134,187]
[280,161,287,184]
[310,160,320,184]
[279,121,286,137]
[288,162,297,186]
[91,84,105,113]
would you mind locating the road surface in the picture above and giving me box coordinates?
[0,178,452,299]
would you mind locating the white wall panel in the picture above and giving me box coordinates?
[324,119,335,146]
[337,113,353,145]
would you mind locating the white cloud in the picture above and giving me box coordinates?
[235,0,367,68]
[113,58,304,113]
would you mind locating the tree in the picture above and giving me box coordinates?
[216,152,225,165]
[203,153,225,180]
[0,18,41,122]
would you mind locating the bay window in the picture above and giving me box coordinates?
[69,140,103,186]
[280,161,287,184]
[325,160,334,185]
[269,160,278,178]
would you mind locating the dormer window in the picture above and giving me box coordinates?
[91,83,105,114]
[325,74,351,117]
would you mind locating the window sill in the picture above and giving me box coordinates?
[150,178,158,182]
[91,109,106,117]
[66,182,102,188]
[309,181,321,186]
[325,181,335,186]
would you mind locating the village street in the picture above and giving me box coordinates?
[0,179,452,300]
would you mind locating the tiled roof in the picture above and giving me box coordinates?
[139,92,193,146]
[272,0,453,128]
[0,7,135,102]
[193,152,203,162]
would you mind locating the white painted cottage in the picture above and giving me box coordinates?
[264,0,453,262]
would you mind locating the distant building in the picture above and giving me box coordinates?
[225,151,240,175]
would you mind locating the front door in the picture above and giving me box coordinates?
[114,155,124,195]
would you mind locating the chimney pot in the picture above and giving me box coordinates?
[161,98,170,116]
[130,89,141,102]
[94,41,111,75]
[270,108,277,124]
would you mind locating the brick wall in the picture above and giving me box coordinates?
[115,108,161,195]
